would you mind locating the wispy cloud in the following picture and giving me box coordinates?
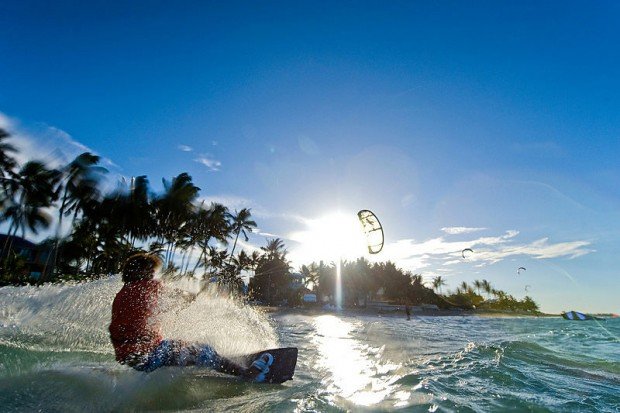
[178,144,193,152]
[377,229,592,274]
[256,230,280,238]
[468,238,593,265]
[0,112,121,239]
[194,155,221,171]
[441,226,487,235]
[200,195,253,210]
[0,111,118,170]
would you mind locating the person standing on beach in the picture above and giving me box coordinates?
[108,253,271,380]
[405,305,411,320]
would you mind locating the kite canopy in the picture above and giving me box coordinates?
[461,248,474,259]
[517,267,526,275]
[357,209,384,254]
[561,311,601,321]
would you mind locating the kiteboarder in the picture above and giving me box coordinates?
[108,253,271,380]
[405,305,411,320]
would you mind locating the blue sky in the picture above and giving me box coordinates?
[1,1,619,313]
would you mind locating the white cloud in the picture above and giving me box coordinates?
[357,229,591,275]
[0,112,121,240]
[0,111,118,171]
[441,226,487,235]
[200,195,253,210]
[194,156,221,171]
[469,238,593,264]
[257,231,280,238]
[178,144,193,152]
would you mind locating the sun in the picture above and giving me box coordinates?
[289,212,368,263]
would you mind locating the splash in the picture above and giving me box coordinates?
[159,282,278,356]
[0,276,278,358]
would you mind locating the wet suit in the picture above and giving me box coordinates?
[109,279,244,374]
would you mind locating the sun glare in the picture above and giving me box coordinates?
[289,212,368,263]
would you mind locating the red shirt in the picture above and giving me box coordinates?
[109,279,163,364]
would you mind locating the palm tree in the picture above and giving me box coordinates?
[473,280,483,296]
[227,208,256,259]
[231,250,250,273]
[53,152,107,274]
[206,246,229,276]
[56,152,107,236]
[0,128,18,191]
[125,175,153,246]
[432,276,447,295]
[300,264,319,291]
[246,250,263,284]
[411,274,424,288]
[261,238,287,261]
[1,161,60,268]
[191,202,230,275]
[153,173,200,266]
[481,279,492,299]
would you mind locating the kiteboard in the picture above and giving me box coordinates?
[233,347,298,384]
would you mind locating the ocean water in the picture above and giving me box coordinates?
[0,279,618,412]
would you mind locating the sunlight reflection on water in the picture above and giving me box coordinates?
[313,315,403,407]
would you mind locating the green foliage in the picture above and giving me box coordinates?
[249,255,291,304]
[0,251,29,286]
[443,280,541,313]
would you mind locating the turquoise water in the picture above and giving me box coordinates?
[0,280,618,412]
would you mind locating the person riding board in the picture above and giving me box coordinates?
[109,253,272,380]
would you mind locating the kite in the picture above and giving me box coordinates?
[461,248,474,259]
[357,209,384,254]
[517,267,526,275]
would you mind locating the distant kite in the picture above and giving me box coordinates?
[517,267,526,275]
[461,248,474,259]
[357,209,384,254]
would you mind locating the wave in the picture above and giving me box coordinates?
[397,338,620,412]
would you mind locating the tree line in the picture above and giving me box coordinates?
[0,127,264,286]
[0,127,539,313]
[250,248,539,313]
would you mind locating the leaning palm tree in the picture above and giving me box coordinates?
[56,152,107,237]
[227,208,257,259]
[53,152,107,274]
[432,276,447,295]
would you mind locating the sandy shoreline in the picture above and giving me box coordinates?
[255,305,556,318]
